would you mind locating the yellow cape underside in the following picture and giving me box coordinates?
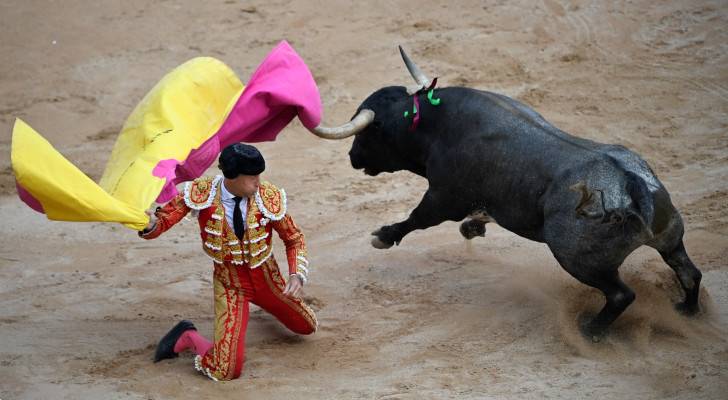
[11,57,244,230]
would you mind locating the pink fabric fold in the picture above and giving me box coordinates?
[152,40,322,203]
[16,180,45,214]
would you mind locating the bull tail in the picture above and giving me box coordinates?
[569,174,655,238]
[624,171,655,238]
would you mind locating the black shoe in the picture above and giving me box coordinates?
[154,320,196,363]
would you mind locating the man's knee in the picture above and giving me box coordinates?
[292,324,316,335]
[287,316,316,335]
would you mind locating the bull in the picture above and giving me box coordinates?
[306,47,702,340]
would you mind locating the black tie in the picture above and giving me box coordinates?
[233,196,244,241]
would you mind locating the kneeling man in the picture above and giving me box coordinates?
[140,143,315,381]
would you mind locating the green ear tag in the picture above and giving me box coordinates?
[427,89,441,106]
[404,103,418,119]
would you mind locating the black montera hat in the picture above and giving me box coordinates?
[218,143,265,178]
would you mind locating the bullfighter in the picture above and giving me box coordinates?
[139,143,315,381]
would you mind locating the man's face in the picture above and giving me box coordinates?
[225,174,260,197]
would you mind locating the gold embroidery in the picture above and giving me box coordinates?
[224,263,244,380]
[206,275,238,380]
[223,226,244,264]
[255,181,287,221]
[185,176,219,208]
[260,183,282,214]
[246,193,258,227]
[201,188,224,261]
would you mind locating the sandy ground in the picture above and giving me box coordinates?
[1,0,727,399]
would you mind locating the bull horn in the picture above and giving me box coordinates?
[399,46,431,90]
[308,109,375,140]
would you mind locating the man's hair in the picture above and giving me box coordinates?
[218,143,265,179]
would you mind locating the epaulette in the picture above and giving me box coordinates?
[254,181,287,221]
[183,175,222,210]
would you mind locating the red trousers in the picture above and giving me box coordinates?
[195,257,317,381]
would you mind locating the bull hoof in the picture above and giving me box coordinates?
[371,236,394,249]
[675,301,700,316]
[459,219,486,240]
[587,332,603,343]
[371,227,397,249]
[578,314,605,343]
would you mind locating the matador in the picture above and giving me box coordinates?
[140,143,316,381]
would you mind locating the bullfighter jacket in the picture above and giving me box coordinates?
[141,175,310,283]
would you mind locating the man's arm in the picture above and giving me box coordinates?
[139,195,191,240]
[271,213,309,297]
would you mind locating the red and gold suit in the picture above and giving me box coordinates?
[141,175,316,381]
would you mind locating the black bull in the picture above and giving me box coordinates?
[345,84,703,339]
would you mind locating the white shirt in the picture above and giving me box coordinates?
[220,181,248,231]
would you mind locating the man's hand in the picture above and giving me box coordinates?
[143,209,157,232]
[283,274,303,299]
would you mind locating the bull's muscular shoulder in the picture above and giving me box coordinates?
[183,175,222,210]
[255,181,287,221]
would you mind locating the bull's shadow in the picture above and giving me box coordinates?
[309,47,703,341]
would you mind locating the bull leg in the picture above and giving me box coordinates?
[648,208,703,315]
[659,241,702,315]
[459,209,493,240]
[371,189,469,249]
[570,269,635,342]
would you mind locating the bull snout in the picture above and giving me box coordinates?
[349,148,380,176]
[348,148,364,170]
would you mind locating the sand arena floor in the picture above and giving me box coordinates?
[1,1,727,399]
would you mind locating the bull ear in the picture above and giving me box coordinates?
[399,46,431,91]
[308,109,375,140]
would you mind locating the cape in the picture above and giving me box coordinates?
[11,41,320,230]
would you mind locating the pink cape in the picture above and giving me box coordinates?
[151,40,322,202]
